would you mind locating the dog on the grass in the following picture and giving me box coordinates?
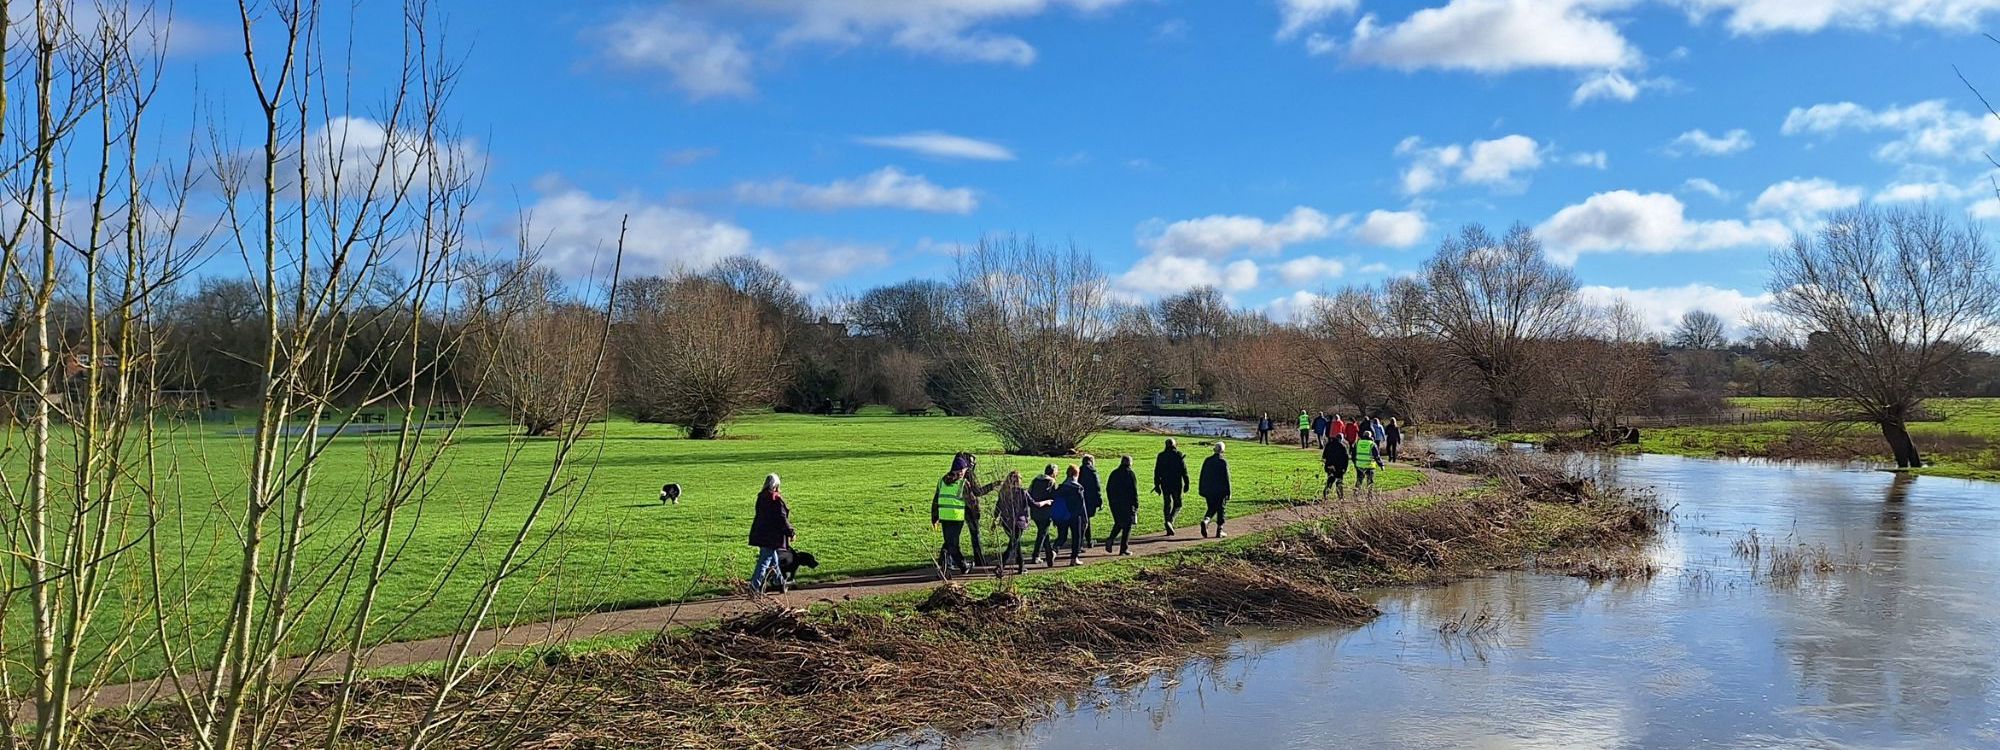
[659,483,681,505]
[761,548,820,592]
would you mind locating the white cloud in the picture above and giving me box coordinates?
[1266,290,1331,322]
[526,183,754,277]
[1569,151,1610,169]
[1781,100,2000,162]
[1571,70,1674,105]
[1353,209,1430,247]
[1348,0,1639,73]
[733,167,977,213]
[590,8,755,100]
[1749,177,1862,217]
[768,0,1135,65]
[1141,206,1339,258]
[1667,128,1754,156]
[1537,190,1791,263]
[855,131,1016,161]
[1969,197,2000,219]
[1873,181,1975,203]
[757,241,893,290]
[1578,283,1773,335]
[1277,0,1360,40]
[1356,262,1393,274]
[1277,255,1348,285]
[1118,255,1260,295]
[1681,0,2000,34]
[1396,134,1544,194]
[1680,177,1733,201]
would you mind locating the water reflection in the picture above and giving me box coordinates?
[932,450,2000,749]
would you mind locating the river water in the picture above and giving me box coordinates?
[941,444,2000,749]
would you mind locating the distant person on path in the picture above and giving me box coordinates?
[1080,454,1103,546]
[1312,412,1330,449]
[1354,431,1385,490]
[1104,455,1139,555]
[1257,413,1274,444]
[748,473,794,595]
[1053,466,1087,566]
[1154,438,1191,536]
[993,470,1033,574]
[931,465,973,575]
[1199,443,1231,537]
[1028,464,1059,566]
[1297,410,1312,448]
[1331,414,1348,449]
[954,453,1001,566]
[1322,432,1350,500]
[1385,418,1404,461]
[1370,417,1387,450]
[1342,417,1362,463]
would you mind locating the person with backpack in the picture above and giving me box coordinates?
[1297,410,1312,448]
[931,465,973,576]
[1104,455,1139,555]
[1354,430,1385,490]
[1153,438,1191,536]
[748,474,794,595]
[1322,431,1351,500]
[1079,454,1103,546]
[1198,442,1232,538]
[1028,464,1059,566]
[992,470,1033,574]
[1052,465,1087,566]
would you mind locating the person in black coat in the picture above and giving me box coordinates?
[1153,438,1190,536]
[1322,433,1351,501]
[1053,466,1087,566]
[748,473,794,594]
[1198,442,1231,538]
[1103,455,1140,555]
[1079,454,1102,546]
[1027,464,1058,566]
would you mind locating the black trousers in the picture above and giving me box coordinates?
[1202,495,1228,527]
[1105,510,1134,552]
[1030,518,1053,562]
[966,507,986,564]
[939,520,966,569]
[999,526,1026,572]
[1324,466,1347,497]
[1162,490,1184,527]
[1052,518,1082,561]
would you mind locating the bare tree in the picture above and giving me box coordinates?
[463,259,611,436]
[952,235,1120,455]
[1758,206,2000,467]
[1551,302,1666,438]
[1416,223,1582,428]
[613,274,785,438]
[1302,279,1447,420]
[1671,309,1729,350]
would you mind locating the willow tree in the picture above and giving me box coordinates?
[1416,223,1582,428]
[952,235,1120,455]
[1760,206,2000,468]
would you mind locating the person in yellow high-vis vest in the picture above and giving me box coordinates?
[932,466,972,577]
[1297,410,1312,448]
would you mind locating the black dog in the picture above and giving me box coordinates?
[763,548,819,592]
[659,483,681,505]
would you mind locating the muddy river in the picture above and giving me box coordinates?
[919,443,2000,748]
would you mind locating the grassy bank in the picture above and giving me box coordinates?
[1490,398,2000,482]
[84,459,1658,748]
[3,412,1421,684]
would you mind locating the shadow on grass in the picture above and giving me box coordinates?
[587,447,947,467]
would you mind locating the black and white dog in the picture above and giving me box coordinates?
[659,483,681,505]
[762,548,820,592]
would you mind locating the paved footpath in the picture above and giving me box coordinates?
[86,465,1471,712]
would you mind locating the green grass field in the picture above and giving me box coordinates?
[3,410,1419,683]
[1498,397,2000,482]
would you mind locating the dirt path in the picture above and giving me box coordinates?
[86,466,1473,712]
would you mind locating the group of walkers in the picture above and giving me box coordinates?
[748,412,1412,593]
[929,441,1233,574]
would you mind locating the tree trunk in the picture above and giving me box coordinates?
[1490,396,1516,430]
[1878,420,1923,468]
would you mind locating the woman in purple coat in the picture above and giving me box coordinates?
[748,474,794,594]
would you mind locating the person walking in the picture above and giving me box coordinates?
[1322,432,1350,501]
[992,470,1032,574]
[1354,430,1385,492]
[1297,409,1312,448]
[1257,413,1274,445]
[1104,455,1139,555]
[954,453,1001,567]
[1080,454,1103,547]
[931,465,973,576]
[1385,418,1404,462]
[1342,416,1362,463]
[1053,466,1087,566]
[1028,464,1059,566]
[1370,417,1387,451]
[1198,442,1231,538]
[1331,414,1348,449]
[748,474,794,595]
[1153,438,1190,536]
[1311,412,1330,449]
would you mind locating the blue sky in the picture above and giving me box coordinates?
[161,0,2000,332]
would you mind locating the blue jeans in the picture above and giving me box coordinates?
[751,546,782,591]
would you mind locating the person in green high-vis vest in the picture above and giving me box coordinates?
[1353,433,1385,492]
[931,466,972,577]
[1297,409,1312,448]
